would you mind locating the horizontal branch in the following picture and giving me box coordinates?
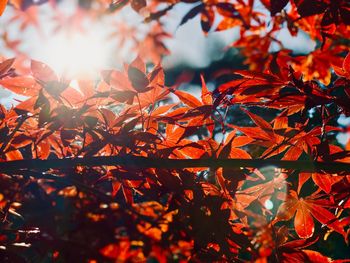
[0,156,349,174]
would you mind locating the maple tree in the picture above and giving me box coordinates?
[0,0,350,262]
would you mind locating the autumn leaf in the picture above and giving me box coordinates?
[200,74,212,105]
[0,76,40,96]
[277,191,346,239]
[333,52,350,79]
[5,149,23,161]
[1,3,350,262]
[270,0,289,16]
[179,4,204,27]
[130,0,146,12]
[0,0,8,16]
[200,7,214,33]
[174,90,202,108]
[31,60,58,83]
[128,66,152,93]
[0,58,15,77]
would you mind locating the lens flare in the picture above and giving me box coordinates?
[264,199,274,210]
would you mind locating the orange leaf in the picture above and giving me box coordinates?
[0,76,40,96]
[311,173,342,194]
[31,60,58,83]
[229,125,272,141]
[230,148,251,159]
[242,109,273,133]
[0,58,14,75]
[35,139,51,160]
[307,203,346,237]
[112,181,122,197]
[273,116,288,130]
[174,90,202,108]
[122,186,133,204]
[302,250,331,263]
[150,104,175,116]
[110,70,133,91]
[231,136,254,147]
[0,0,8,16]
[343,52,350,75]
[5,149,23,161]
[200,74,212,105]
[276,193,298,221]
[129,55,146,73]
[298,173,311,194]
[128,66,150,93]
[294,201,314,239]
[282,146,303,160]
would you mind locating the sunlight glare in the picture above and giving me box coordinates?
[41,30,109,78]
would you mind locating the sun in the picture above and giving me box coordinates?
[41,29,110,78]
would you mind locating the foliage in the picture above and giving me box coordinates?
[0,0,350,262]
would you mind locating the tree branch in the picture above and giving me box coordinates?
[0,156,349,174]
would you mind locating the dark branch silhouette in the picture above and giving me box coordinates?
[1,156,349,174]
